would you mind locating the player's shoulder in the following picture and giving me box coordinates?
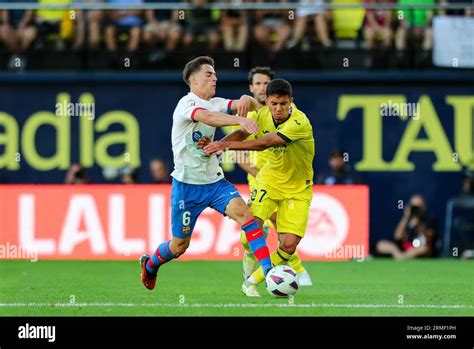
[291,106,312,129]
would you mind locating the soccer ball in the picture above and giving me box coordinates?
[265,265,299,297]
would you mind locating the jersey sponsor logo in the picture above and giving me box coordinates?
[192,131,203,142]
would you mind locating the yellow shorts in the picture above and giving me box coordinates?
[249,184,312,238]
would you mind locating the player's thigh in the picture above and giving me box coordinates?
[208,178,243,215]
[224,196,261,226]
[248,186,278,223]
[170,179,207,239]
[277,196,311,238]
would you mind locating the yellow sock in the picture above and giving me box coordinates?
[289,250,305,274]
[250,247,292,284]
[240,230,251,254]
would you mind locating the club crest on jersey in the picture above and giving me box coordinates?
[182,226,191,234]
[192,131,203,142]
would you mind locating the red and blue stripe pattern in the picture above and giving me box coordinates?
[146,240,176,274]
[242,218,272,275]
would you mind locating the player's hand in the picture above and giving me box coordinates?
[238,117,259,134]
[236,95,252,117]
[196,136,212,149]
[204,141,226,156]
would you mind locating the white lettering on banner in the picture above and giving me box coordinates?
[215,216,241,255]
[148,194,167,250]
[59,194,107,254]
[299,193,349,256]
[109,194,145,254]
[19,195,56,254]
[187,208,215,255]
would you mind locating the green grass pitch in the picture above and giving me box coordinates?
[1,259,473,316]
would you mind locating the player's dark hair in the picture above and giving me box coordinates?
[183,56,215,86]
[266,78,292,97]
[248,67,274,85]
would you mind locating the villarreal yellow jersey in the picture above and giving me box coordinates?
[230,110,271,189]
[250,105,315,195]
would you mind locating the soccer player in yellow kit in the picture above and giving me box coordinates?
[204,78,314,297]
[236,68,313,287]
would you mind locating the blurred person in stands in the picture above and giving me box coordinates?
[182,0,220,50]
[87,0,105,50]
[253,0,292,52]
[150,158,171,184]
[1,2,36,70]
[462,168,474,196]
[317,149,360,185]
[396,0,433,52]
[363,0,393,50]
[143,0,182,60]
[376,194,437,259]
[34,0,84,51]
[287,0,331,49]
[120,167,139,184]
[220,0,249,51]
[65,163,90,184]
[105,0,144,65]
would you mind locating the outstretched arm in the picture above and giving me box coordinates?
[204,132,287,155]
[193,109,258,134]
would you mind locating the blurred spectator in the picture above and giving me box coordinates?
[183,0,220,50]
[105,0,144,63]
[331,0,365,46]
[364,0,393,50]
[65,163,90,184]
[143,0,182,57]
[220,0,249,51]
[462,168,474,195]
[253,0,292,52]
[396,0,433,51]
[34,0,83,51]
[120,167,139,183]
[150,158,171,183]
[1,1,36,70]
[317,149,360,185]
[287,0,331,49]
[87,0,104,49]
[376,194,437,259]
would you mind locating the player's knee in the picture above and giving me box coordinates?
[280,241,297,255]
[172,239,190,257]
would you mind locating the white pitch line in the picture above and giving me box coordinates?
[0,303,473,309]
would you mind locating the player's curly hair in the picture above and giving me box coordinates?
[248,67,274,85]
[183,56,215,86]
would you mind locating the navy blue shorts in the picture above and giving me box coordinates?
[171,178,241,238]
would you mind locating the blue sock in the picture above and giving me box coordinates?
[146,240,176,274]
[242,219,272,275]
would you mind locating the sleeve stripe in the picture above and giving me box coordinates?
[276,132,292,143]
[226,100,234,115]
[191,107,206,122]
